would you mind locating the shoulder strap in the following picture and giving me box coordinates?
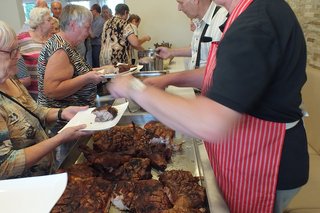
[0,91,45,130]
[195,6,222,68]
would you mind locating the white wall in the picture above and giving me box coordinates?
[126,0,193,49]
[0,0,25,32]
[0,0,193,48]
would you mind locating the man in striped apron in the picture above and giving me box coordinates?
[107,0,309,212]
[201,0,308,211]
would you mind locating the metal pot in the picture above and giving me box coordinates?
[138,49,163,71]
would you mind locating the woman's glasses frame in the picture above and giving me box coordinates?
[0,47,20,59]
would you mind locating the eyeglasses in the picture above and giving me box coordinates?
[0,47,20,59]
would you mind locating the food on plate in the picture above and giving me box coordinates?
[92,105,118,122]
[96,65,118,74]
[117,64,136,73]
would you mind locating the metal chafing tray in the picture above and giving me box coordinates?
[59,112,229,213]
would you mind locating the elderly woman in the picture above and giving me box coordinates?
[0,20,90,179]
[37,5,105,162]
[17,7,52,100]
[38,4,103,115]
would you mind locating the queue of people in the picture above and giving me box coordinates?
[1,2,144,174]
[0,0,310,212]
[0,20,90,179]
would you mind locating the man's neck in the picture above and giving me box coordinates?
[198,0,212,19]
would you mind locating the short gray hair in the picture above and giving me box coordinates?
[29,7,51,29]
[59,4,93,31]
[0,20,16,50]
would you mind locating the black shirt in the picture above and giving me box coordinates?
[206,0,308,189]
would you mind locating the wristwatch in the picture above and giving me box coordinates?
[129,77,146,92]
[57,108,67,122]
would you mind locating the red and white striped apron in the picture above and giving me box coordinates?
[202,1,286,212]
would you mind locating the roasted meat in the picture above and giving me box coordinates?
[56,163,99,179]
[92,123,175,171]
[112,157,152,180]
[144,120,175,144]
[116,64,136,73]
[80,144,152,181]
[92,105,118,122]
[51,177,113,213]
[112,179,172,213]
[159,170,206,209]
[53,120,208,212]
[79,144,132,170]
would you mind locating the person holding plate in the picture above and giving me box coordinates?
[0,20,91,179]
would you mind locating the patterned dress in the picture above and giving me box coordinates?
[17,32,44,100]
[0,78,52,179]
[37,34,96,109]
[99,15,134,66]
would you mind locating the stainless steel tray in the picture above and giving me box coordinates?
[59,113,229,213]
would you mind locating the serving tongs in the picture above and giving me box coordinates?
[95,94,115,107]
[95,94,129,108]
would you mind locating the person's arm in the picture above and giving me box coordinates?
[156,46,192,59]
[0,112,89,179]
[127,33,144,51]
[143,67,205,89]
[24,124,89,168]
[43,49,103,99]
[108,75,241,142]
[44,106,89,124]
[138,35,151,45]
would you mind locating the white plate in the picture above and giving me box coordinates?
[58,102,129,132]
[0,173,67,213]
[99,65,143,79]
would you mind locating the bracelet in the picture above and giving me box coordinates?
[57,108,66,121]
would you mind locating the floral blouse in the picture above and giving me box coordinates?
[0,78,52,179]
[100,15,135,66]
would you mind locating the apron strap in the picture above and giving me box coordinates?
[195,6,221,68]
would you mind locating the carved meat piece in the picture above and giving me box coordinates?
[111,181,135,211]
[159,170,206,209]
[80,144,152,181]
[113,158,152,181]
[132,179,173,213]
[51,177,113,213]
[92,105,118,122]
[56,163,98,180]
[117,64,136,73]
[112,179,172,213]
[144,120,175,144]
